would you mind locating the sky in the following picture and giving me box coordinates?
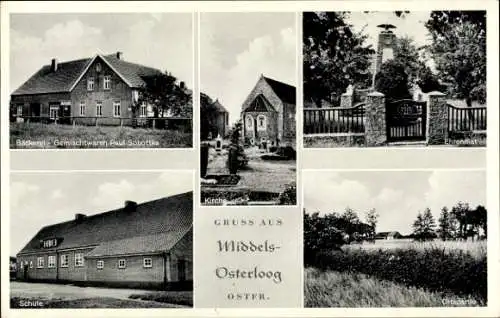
[200,12,296,123]
[10,171,193,255]
[303,170,486,235]
[10,13,193,93]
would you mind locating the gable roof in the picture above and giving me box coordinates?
[244,94,275,112]
[262,75,296,105]
[375,231,402,239]
[212,99,228,113]
[12,53,163,96]
[18,192,192,256]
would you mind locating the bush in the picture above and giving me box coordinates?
[278,182,296,205]
[374,60,411,101]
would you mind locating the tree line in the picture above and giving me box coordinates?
[304,11,486,106]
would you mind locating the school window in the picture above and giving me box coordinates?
[87,77,94,91]
[48,256,56,268]
[79,102,86,116]
[140,102,147,117]
[113,101,121,117]
[16,105,23,116]
[257,115,266,131]
[118,259,126,269]
[74,253,84,267]
[104,75,111,90]
[29,261,33,269]
[60,254,68,267]
[96,102,103,117]
[143,258,152,268]
[97,260,104,270]
[49,106,58,119]
[37,257,44,268]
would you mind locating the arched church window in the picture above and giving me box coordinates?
[246,115,253,129]
[257,115,266,131]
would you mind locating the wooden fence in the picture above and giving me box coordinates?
[447,104,487,133]
[303,103,365,135]
[13,115,192,131]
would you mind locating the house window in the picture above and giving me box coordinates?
[246,115,253,129]
[104,75,111,90]
[118,259,126,269]
[79,102,86,116]
[48,256,56,268]
[96,102,103,117]
[143,258,152,268]
[29,261,33,269]
[74,253,84,267]
[96,63,102,72]
[49,106,58,120]
[60,254,68,268]
[87,77,94,91]
[140,102,147,117]
[257,115,267,131]
[37,257,44,268]
[97,260,104,270]
[16,105,23,116]
[113,101,121,117]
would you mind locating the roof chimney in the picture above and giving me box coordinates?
[116,51,123,60]
[75,213,86,222]
[180,81,185,89]
[124,200,137,212]
[51,58,58,72]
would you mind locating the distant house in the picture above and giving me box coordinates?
[10,257,17,279]
[375,231,403,240]
[16,192,193,290]
[241,75,296,147]
[10,51,183,127]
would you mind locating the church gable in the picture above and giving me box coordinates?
[244,94,275,112]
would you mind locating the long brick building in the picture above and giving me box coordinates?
[241,75,296,148]
[16,192,193,290]
[10,51,184,126]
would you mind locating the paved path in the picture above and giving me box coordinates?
[11,281,152,301]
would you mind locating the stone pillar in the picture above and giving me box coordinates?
[365,92,386,146]
[340,93,353,108]
[427,91,447,145]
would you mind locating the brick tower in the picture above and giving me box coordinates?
[372,24,397,87]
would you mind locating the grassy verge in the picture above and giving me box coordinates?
[10,122,192,148]
[129,291,193,307]
[305,268,481,307]
[312,244,486,303]
[11,296,182,308]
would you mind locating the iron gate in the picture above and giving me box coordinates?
[386,99,427,142]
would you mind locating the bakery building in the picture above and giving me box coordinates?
[16,192,193,290]
[10,51,174,126]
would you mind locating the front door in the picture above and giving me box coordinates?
[59,104,71,125]
[177,260,186,281]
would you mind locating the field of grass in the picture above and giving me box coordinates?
[305,268,480,307]
[307,240,486,307]
[10,122,192,149]
[129,291,193,307]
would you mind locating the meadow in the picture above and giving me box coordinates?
[10,122,192,149]
[305,240,486,307]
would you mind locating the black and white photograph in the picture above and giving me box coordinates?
[303,170,487,307]
[10,13,193,149]
[10,171,193,308]
[199,12,297,206]
[303,11,487,148]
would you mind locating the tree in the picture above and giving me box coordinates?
[226,120,248,174]
[365,208,379,238]
[451,202,470,240]
[200,92,218,141]
[374,59,412,101]
[412,208,437,241]
[393,36,422,84]
[425,11,486,105]
[437,206,456,241]
[303,12,374,107]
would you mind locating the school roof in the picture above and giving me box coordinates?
[12,53,163,96]
[375,231,402,238]
[17,192,192,256]
[262,75,296,105]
